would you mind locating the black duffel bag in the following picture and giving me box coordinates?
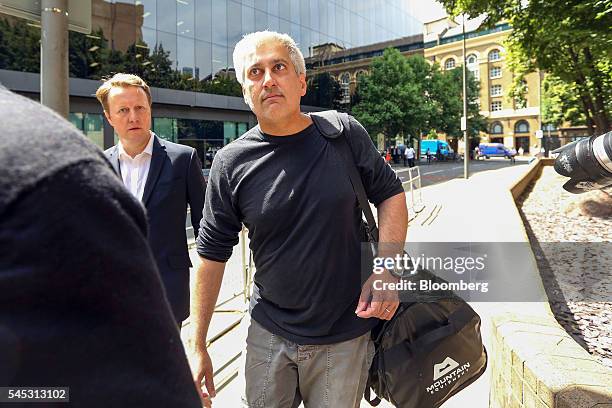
[365,298,488,407]
[310,110,488,408]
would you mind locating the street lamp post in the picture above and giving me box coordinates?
[41,0,69,118]
[462,14,469,179]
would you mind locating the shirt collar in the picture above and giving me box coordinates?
[118,131,154,159]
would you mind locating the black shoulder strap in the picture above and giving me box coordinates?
[310,110,379,242]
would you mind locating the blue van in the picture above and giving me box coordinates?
[478,143,516,159]
[420,139,454,160]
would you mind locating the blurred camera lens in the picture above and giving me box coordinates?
[553,131,612,193]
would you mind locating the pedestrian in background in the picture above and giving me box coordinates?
[405,145,416,168]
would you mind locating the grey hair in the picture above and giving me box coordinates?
[233,30,306,87]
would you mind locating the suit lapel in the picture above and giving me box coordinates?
[108,146,121,176]
[142,135,166,206]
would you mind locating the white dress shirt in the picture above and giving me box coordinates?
[118,132,154,202]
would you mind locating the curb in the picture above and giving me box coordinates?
[489,159,612,408]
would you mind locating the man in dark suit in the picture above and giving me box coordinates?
[0,85,208,407]
[96,73,206,324]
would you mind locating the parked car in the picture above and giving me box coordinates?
[478,143,516,159]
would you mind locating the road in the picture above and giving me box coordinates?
[395,157,529,188]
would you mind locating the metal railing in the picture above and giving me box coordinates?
[401,166,425,219]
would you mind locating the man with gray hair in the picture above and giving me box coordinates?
[189,31,407,407]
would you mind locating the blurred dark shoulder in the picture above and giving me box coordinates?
[0,87,111,217]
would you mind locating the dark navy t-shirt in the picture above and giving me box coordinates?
[196,115,403,344]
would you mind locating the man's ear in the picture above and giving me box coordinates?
[299,73,307,97]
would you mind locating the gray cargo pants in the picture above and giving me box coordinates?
[238,316,375,408]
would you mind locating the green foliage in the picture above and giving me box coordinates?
[199,74,242,96]
[352,48,432,145]
[0,17,243,98]
[542,74,584,127]
[429,66,487,138]
[352,48,486,146]
[0,18,40,72]
[438,0,612,134]
[426,129,439,140]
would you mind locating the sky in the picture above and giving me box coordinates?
[406,0,449,23]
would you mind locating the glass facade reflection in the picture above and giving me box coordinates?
[151,117,248,168]
[69,113,105,149]
[2,0,420,165]
[104,0,421,80]
[68,112,247,169]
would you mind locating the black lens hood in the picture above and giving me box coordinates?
[554,138,589,179]
[554,133,612,193]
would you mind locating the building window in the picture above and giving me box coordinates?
[490,121,503,134]
[490,84,502,97]
[340,72,351,104]
[467,54,479,79]
[444,58,456,70]
[488,49,501,61]
[491,101,502,111]
[515,120,530,133]
[69,112,104,149]
[490,66,502,79]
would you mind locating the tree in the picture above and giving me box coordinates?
[0,17,40,73]
[0,16,251,100]
[352,48,485,147]
[438,0,612,135]
[0,19,15,70]
[143,44,174,88]
[420,62,485,149]
[352,48,433,146]
[541,74,584,128]
[440,68,487,138]
[199,74,242,97]
[69,28,109,79]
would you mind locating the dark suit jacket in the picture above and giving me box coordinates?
[0,86,200,407]
[105,135,206,322]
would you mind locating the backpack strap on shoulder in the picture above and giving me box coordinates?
[309,110,345,139]
[310,110,379,242]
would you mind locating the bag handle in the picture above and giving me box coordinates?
[408,303,476,353]
[383,303,477,366]
[310,110,379,242]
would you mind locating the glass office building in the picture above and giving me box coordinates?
[1,0,421,165]
[106,0,422,79]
